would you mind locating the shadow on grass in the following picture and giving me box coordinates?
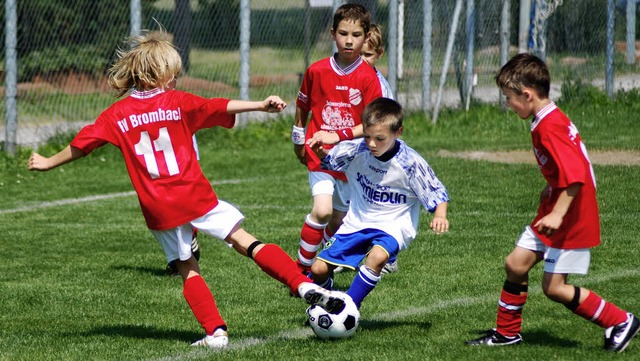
[359,318,432,332]
[521,329,581,348]
[466,328,580,348]
[111,264,171,278]
[80,324,199,341]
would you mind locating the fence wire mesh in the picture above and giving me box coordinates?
[2,0,639,148]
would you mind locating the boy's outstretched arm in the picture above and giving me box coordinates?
[226,96,287,114]
[430,202,449,235]
[28,145,85,171]
[311,124,364,146]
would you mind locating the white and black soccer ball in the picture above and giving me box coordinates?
[306,293,360,339]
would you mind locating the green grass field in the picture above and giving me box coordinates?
[1,94,640,360]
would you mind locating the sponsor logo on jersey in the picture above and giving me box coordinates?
[336,85,348,90]
[356,172,407,205]
[118,107,182,133]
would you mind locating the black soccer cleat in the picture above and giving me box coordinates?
[605,312,640,352]
[302,286,346,314]
[466,329,523,346]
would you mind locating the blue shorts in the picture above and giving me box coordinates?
[316,228,400,271]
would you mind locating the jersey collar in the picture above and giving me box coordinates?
[531,101,557,132]
[130,88,166,99]
[330,54,363,76]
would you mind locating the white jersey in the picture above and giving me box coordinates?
[321,139,449,250]
[375,68,394,100]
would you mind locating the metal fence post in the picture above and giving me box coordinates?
[422,0,432,113]
[5,0,17,155]
[626,0,636,65]
[239,0,250,101]
[606,0,615,98]
[388,0,398,98]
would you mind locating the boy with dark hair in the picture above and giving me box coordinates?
[292,3,383,274]
[466,53,639,353]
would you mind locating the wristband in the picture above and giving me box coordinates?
[291,125,305,145]
[337,127,354,141]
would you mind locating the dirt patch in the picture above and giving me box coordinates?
[438,149,640,166]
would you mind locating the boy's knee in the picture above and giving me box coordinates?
[310,260,330,279]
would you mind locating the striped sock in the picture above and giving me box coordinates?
[346,265,381,308]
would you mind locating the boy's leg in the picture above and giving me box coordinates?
[227,227,345,314]
[544,273,638,352]
[176,259,228,348]
[467,246,541,346]
[167,228,200,276]
[346,246,388,308]
[297,213,328,273]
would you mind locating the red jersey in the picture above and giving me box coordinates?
[70,89,234,230]
[530,102,600,249]
[296,56,382,180]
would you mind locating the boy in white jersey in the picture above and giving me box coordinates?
[306,97,450,308]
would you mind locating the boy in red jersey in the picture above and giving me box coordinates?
[292,4,382,273]
[466,53,639,352]
[27,30,345,349]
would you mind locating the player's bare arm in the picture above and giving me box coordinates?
[226,96,287,114]
[28,145,85,172]
[293,107,309,165]
[533,182,581,236]
[430,202,449,234]
[313,124,364,146]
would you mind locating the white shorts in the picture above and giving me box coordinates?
[308,171,350,212]
[151,200,244,262]
[516,225,591,274]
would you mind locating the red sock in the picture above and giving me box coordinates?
[183,275,225,335]
[254,243,312,296]
[297,215,326,267]
[574,291,627,328]
[322,227,336,247]
[496,289,527,337]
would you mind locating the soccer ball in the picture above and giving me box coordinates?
[306,293,360,339]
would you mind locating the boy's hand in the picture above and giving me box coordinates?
[306,137,329,159]
[430,216,449,235]
[533,212,562,236]
[28,153,51,171]
[263,96,287,113]
[311,130,340,145]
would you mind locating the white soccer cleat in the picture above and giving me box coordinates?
[298,282,346,314]
[191,328,228,349]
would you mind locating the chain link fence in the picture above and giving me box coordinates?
[2,0,639,150]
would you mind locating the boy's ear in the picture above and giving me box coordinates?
[396,126,403,137]
[522,89,534,102]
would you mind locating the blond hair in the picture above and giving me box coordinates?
[107,30,182,97]
[366,23,385,56]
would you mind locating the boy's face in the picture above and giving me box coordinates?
[363,122,402,157]
[501,87,534,119]
[332,20,367,64]
[360,42,380,67]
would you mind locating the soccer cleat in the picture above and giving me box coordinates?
[381,260,399,275]
[465,329,523,346]
[298,283,346,314]
[604,312,640,352]
[191,328,228,349]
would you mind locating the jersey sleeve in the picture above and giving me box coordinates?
[178,92,234,133]
[320,139,362,172]
[296,67,313,112]
[70,112,115,154]
[407,153,450,213]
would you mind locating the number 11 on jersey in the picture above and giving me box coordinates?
[134,127,179,178]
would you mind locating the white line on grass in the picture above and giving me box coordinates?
[149,268,640,361]
[0,179,250,215]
